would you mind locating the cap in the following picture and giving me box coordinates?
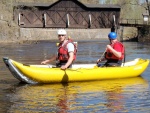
[57,29,67,35]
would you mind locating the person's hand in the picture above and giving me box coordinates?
[41,60,49,64]
[61,65,67,70]
[106,45,112,50]
[41,61,46,64]
[96,59,101,64]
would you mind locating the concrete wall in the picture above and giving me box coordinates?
[19,27,138,42]
[0,25,138,43]
[19,28,111,41]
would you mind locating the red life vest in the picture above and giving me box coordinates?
[57,39,77,61]
[105,41,124,60]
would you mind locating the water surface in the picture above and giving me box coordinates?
[0,40,150,112]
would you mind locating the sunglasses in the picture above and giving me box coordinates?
[58,35,65,37]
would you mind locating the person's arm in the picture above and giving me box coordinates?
[61,43,74,70]
[41,55,56,64]
[106,45,122,58]
[61,52,74,70]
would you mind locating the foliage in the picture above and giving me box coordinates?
[98,0,147,19]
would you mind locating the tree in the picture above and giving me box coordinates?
[98,0,148,19]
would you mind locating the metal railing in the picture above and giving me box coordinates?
[119,19,150,26]
[120,19,144,25]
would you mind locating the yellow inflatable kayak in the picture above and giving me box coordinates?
[3,57,149,84]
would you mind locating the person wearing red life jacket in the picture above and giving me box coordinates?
[97,32,125,67]
[41,29,76,70]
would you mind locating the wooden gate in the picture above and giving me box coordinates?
[18,10,44,28]
[15,0,120,28]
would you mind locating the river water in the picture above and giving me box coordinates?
[0,39,150,113]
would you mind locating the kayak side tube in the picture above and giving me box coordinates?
[3,57,37,84]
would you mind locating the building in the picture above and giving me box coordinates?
[14,0,120,29]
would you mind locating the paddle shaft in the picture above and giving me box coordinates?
[98,49,106,62]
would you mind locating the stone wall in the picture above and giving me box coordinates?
[0,0,20,43]
[119,26,138,41]
[0,20,20,43]
[138,26,150,42]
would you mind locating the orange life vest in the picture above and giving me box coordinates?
[105,42,124,60]
[57,39,77,61]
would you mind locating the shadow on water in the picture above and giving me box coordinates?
[61,71,69,84]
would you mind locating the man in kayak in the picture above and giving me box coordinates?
[97,32,125,67]
[41,29,77,70]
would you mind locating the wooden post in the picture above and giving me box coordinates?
[120,26,124,42]
[18,13,20,25]
[146,0,150,15]
[67,14,70,28]
[111,15,117,32]
[44,13,46,26]
[18,13,24,26]
[89,14,91,28]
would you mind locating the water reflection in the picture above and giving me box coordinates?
[6,77,148,112]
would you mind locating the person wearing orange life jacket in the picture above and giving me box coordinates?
[97,32,125,67]
[41,29,77,70]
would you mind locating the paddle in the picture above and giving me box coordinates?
[97,49,106,64]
